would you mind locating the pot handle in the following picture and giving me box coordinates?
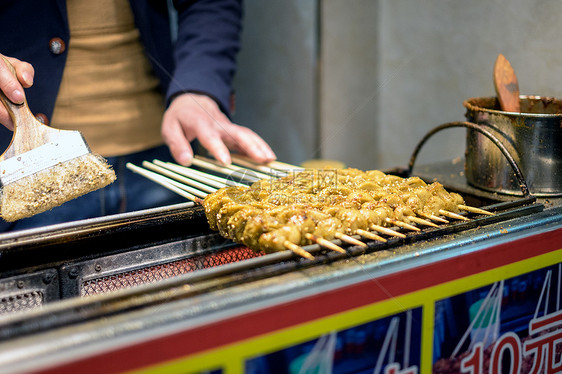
[406,121,531,197]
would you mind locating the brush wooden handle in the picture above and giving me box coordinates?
[0,56,57,161]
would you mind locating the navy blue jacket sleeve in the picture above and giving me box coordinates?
[168,0,243,116]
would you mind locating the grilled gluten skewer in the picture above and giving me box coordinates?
[203,168,466,254]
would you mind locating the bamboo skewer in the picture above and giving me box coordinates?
[304,233,346,253]
[386,218,420,232]
[267,160,303,171]
[190,157,261,183]
[128,163,382,257]
[153,160,244,187]
[126,163,199,201]
[305,233,346,253]
[126,165,350,258]
[231,155,304,173]
[334,232,368,248]
[127,162,477,262]
[134,161,481,230]
[316,238,346,253]
[129,158,500,262]
[284,240,315,260]
[458,204,495,216]
[418,212,449,224]
[356,229,387,243]
[407,215,439,228]
[439,209,470,221]
[230,155,288,176]
[193,156,490,219]
[192,155,490,219]
[194,155,273,180]
[170,182,208,198]
[265,159,304,172]
[142,161,218,194]
[370,224,407,238]
[158,177,208,199]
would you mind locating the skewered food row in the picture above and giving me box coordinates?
[202,168,466,254]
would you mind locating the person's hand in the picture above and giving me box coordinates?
[161,93,276,166]
[0,54,34,130]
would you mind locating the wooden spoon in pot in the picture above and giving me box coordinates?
[493,53,520,112]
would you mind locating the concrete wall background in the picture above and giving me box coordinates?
[319,0,379,169]
[232,1,318,166]
[234,0,562,170]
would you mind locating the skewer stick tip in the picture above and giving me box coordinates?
[355,229,387,243]
[458,204,495,216]
[407,215,439,228]
[284,241,315,260]
[419,212,449,224]
[439,209,470,221]
[305,233,346,253]
[386,218,420,232]
[370,224,407,238]
[334,232,368,247]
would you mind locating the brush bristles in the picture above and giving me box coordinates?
[0,153,116,222]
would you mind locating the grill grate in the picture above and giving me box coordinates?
[81,246,263,297]
[0,291,44,315]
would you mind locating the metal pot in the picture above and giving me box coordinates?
[464,96,562,196]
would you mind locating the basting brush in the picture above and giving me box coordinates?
[0,58,116,222]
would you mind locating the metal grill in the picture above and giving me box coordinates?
[81,246,263,297]
[0,291,44,315]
